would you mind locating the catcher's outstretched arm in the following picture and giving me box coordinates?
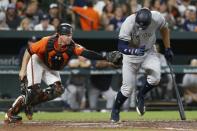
[80,49,105,60]
[80,49,122,65]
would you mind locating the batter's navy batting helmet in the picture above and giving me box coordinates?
[57,23,72,35]
[135,8,152,30]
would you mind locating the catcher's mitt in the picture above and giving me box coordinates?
[106,51,122,65]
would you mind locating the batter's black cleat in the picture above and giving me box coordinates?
[4,112,22,124]
[24,105,33,120]
[136,94,146,116]
[110,109,120,123]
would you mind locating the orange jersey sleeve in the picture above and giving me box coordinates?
[28,36,50,59]
[73,44,85,56]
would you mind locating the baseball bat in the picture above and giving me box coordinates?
[167,62,186,120]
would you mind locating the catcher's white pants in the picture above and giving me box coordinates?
[27,54,61,86]
[121,52,161,97]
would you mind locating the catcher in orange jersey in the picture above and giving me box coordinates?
[4,23,122,124]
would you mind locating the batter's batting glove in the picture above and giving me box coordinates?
[164,48,174,63]
[106,51,122,65]
[130,45,145,56]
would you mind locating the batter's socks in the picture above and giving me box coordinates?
[139,81,155,97]
[113,91,128,110]
[111,91,128,122]
[136,81,155,116]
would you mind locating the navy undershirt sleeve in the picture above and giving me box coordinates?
[118,39,132,55]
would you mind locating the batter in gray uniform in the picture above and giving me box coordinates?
[110,8,174,122]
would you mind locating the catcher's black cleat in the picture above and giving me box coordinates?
[110,108,120,123]
[136,94,146,116]
[4,113,22,124]
[24,105,33,120]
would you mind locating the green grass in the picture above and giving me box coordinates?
[1,111,197,121]
[1,111,197,131]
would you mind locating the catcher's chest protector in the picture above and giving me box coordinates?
[44,35,74,70]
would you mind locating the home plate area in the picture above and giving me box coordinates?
[1,120,197,131]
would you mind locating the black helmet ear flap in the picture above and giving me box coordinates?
[135,8,152,30]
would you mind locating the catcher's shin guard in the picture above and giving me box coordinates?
[29,81,64,106]
[46,81,65,100]
[4,95,25,123]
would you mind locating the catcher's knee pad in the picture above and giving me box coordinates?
[42,81,64,100]
[26,82,64,106]
[50,81,64,97]
[25,84,42,105]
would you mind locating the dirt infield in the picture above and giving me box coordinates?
[1,120,197,131]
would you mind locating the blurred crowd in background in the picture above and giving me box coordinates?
[0,0,197,32]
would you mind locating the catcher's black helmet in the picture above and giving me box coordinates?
[57,23,72,35]
[135,8,152,30]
